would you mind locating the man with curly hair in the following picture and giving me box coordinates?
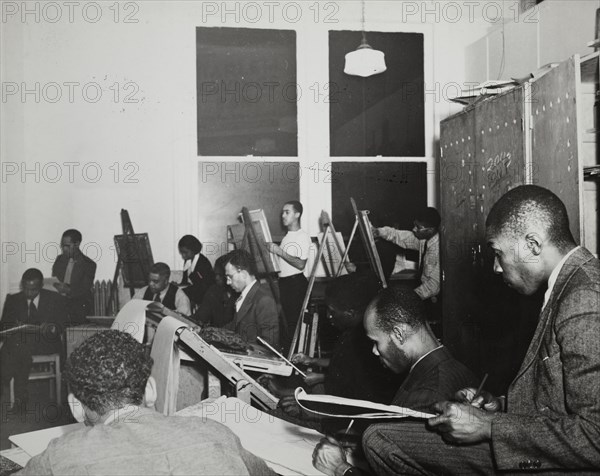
[16,330,275,475]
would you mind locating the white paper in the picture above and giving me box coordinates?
[178,397,325,476]
[111,299,152,342]
[9,423,83,458]
[295,388,435,420]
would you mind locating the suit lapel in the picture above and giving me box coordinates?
[234,281,259,326]
[511,248,590,384]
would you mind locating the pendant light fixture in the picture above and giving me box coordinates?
[344,0,387,77]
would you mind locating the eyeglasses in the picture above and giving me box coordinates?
[413,222,431,232]
[225,268,242,282]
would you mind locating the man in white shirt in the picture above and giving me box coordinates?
[133,262,191,318]
[267,200,311,353]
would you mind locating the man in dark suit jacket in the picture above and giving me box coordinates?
[312,286,477,476]
[1,268,67,406]
[223,249,279,347]
[52,229,96,324]
[361,185,600,475]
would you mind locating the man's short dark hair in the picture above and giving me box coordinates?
[486,185,575,251]
[325,274,380,319]
[150,262,171,278]
[224,249,256,276]
[285,200,303,218]
[372,285,426,333]
[22,268,43,283]
[62,229,82,243]
[178,235,202,254]
[214,254,228,276]
[65,330,153,415]
[415,207,441,229]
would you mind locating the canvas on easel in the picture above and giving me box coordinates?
[351,197,388,288]
[232,208,280,273]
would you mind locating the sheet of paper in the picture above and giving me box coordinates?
[295,388,435,419]
[43,277,61,293]
[178,397,325,476]
[111,299,152,342]
[9,423,83,458]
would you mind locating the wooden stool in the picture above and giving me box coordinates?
[9,353,61,406]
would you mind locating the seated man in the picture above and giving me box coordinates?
[191,255,237,328]
[278,274,403,420]
[16,330,276,475]
[312,285,477,476]
[223,249,279,347]
[0,268,67,408]
[362,185,600,475]
[134,262,191,318]
[52,229,96,324]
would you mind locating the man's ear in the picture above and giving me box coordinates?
[144,376,157,409]
[525,232,543,256]
[68,393,86,423]
[391,325,405,345]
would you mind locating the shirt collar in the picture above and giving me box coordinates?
[410,344,444,373]
[542,246,580,310]
[236,278,257,310]
[30,294,40,307]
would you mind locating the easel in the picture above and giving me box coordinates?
[107,210,154,313]
[350,197,388,288]
[287,211,352,359]
[227,207,286,336]
[287,200,388,359]
[177,328,279,411]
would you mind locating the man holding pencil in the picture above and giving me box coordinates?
[362,186,600,474]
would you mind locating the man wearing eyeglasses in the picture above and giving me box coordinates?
[372,207,441,302]
[223,249,279,347]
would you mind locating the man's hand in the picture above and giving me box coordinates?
[371,226,381,238]
[53,282,70,295]
[278,395,303,418]
[265,242,281,256]
[428,401,495,444]
[312,436,352,476]
[454,387,504,412]
[291,353,314,366]
[303,370,325,387]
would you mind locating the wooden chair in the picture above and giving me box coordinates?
[10,353,61,406]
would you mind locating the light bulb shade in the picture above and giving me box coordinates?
[344,46,387,77]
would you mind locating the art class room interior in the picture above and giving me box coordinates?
[1,0,599,475]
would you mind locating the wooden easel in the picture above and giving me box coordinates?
[287,211,352,359]
[107,210,154,313]
[228,207,286,336]
[350,197,388,288]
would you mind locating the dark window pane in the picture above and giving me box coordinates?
[331,162,427,271]
[329,31,424,157]
[197,28,297,156]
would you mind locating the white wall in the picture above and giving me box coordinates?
[0,1,495,307]
[466,0,600,82]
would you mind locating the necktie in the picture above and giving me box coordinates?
[29,300,37,321]
[64,258,75,284]
[153,294,161,303]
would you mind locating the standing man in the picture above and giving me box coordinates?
[1,268,67,408]
[373,208,441,301]
[362,185,600,474]
[133,262,191,318]
[311,285,477,476]
[52,229,96,324]
[224,249,279,347]
[267,200,311,353]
